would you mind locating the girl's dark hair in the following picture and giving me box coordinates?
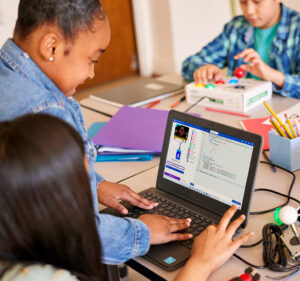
[0,114,106,281]
[14,0,106,41]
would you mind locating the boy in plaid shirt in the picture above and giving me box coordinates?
[182,1,300,98]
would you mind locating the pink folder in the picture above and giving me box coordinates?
[92,106,169,153]
[240,117,273,151]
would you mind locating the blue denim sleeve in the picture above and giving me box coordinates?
[273,74,300,98]
[272,28,300,99]
[95,171,104,185]
[98,214,150,264]
[181,21,232,82]
[40,106,151,264]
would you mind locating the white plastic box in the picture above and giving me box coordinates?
[185,78,272,113]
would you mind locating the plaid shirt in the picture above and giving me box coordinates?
[182,4,300,98]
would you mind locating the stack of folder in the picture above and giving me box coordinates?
[88,106,169,162]
[87,122,153,161]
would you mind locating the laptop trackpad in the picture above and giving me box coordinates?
[145,243,191,271]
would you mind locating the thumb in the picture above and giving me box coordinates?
[232,232,254,251]
[110,201,128,215]
[240,64,249,72]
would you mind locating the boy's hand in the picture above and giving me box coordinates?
[193,64,223,84]
[234,48,268,79]
[234,49,285,88]
[139,214,192,244]
[97,181,158,215]
[174,205,253,281]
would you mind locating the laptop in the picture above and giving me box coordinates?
[90,78,183,107]
[101,110,262,270]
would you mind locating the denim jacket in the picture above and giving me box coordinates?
[0,39,150,264]
[182,4,300,98]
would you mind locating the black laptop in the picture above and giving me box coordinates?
[102,110,262,271]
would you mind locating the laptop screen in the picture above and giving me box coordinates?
[163,118,254,209]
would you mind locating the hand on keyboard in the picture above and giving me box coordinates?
[174,205,254,281]
[138,214,193,244]
[97,181,158,214]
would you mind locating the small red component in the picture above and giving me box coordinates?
[228,267,260,281]
[229,273,253,281]
[215,79,225,85]
[234,67,245,78]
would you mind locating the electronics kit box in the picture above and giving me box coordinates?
[185,77,272,113]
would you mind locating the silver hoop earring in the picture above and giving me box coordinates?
[49,57,54,61]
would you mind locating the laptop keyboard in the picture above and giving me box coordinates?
[125,192,213,249]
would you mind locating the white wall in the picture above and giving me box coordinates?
[285,0,300,10]
[132,0,175,77]
[150,0,175,75]
[168,0,232,75]
[0,0,19,47]
[132,0,232,76]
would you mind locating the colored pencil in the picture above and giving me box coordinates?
[269,116,287,138]
[171,96,186,108]
[205,107,250,117]
[263,101,292,138]
[294,118,300,136]
[146,99,161,108]
[263,101,283,126]
[269,117,283,137]
[285,114,298,138]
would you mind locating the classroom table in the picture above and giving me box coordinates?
[80,77,300,281]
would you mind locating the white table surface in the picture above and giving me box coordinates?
[80,77,300,281]
[119,164,300,281]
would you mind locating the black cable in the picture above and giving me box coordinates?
[116,164,159,184]
[234,224,300,272]
[233,161,300,272]
[262,224,300,272]
[233,253,265,269]
[80,104,113,117]
[240,239,262,248]
[184,96,215,113]
[262,224,286,272]
[254,188,300,205]
[250,161,296,215]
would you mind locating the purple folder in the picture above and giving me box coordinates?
[92,106,169,153]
